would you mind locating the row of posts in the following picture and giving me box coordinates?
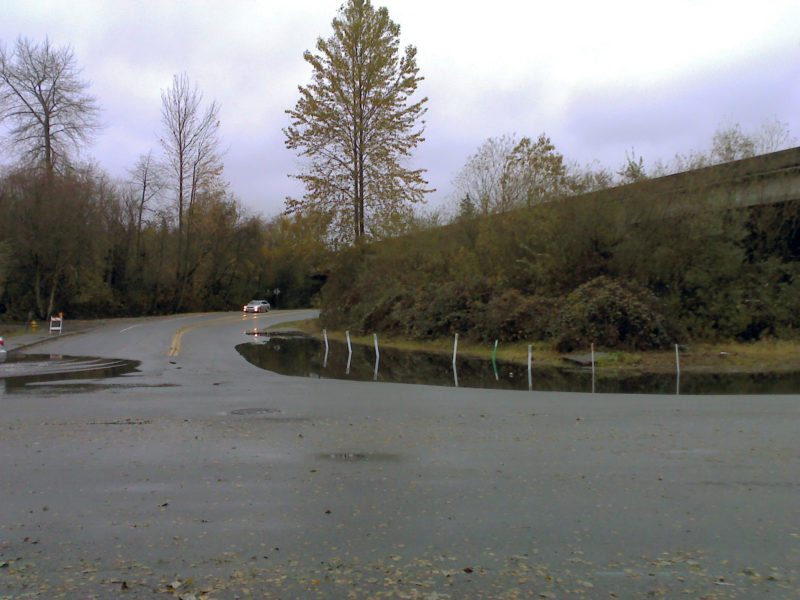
[322,329,380,380]
[323,330,683,393]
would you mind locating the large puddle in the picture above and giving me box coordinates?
[236,334,800,394]
[0,353,140,394]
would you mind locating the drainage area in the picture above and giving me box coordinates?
[0,353,140,394]
[236,335,800,394]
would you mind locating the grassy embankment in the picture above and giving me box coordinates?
[271,318,800,375]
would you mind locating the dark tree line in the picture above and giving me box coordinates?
[0,163,328,319]
[0,37,327,320]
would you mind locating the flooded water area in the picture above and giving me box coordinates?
[0,353,140,394]
[236,333,800,394]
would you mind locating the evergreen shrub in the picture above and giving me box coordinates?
[553,276,673,352]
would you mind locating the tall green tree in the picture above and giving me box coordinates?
[284,0,431,244]
[0,37,100,175]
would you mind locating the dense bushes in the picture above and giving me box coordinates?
[321,277,494,339]
[553,277,674,352]
[319,190,800,350]
[477,290,555,342]
[321,274,675,351]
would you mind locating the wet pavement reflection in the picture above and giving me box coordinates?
[0,354,140,394]
[237,334,800,394]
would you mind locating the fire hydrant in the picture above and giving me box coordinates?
[31,320,37,332]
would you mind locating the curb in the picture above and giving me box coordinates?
[4,331,83,354]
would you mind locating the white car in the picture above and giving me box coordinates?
[243,300,271,313]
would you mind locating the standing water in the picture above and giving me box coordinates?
[236,334,800,394]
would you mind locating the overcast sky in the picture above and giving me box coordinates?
[1,0,798,218]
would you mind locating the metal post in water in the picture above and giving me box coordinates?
[453,333,459,387]
[346,330,352,375]
[373,333,380,381]
[492,339,499,381]
[527,345,532,391]
[323,329,329,368]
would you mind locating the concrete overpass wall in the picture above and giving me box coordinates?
[586,145,800,210]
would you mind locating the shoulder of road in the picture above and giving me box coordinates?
[1,317,153,353]
[2,324,97,353]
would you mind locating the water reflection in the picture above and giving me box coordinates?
[236,335,800,394]
[0,354,140,394]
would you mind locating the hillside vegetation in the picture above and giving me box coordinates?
[319,183,800,351]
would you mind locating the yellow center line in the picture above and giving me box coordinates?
[167,310,309,357]
[167,313,263,357]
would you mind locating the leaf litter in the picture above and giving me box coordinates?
[1,546,797,599]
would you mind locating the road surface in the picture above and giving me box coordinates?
[1,312,798,599]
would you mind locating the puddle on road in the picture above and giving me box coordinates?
[236,335,800,394]
[317,452,400,462]
[0,353,140,394]
[230,407,281,415]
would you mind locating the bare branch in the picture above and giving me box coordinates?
[0,36,101,174]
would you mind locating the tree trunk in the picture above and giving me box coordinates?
[43,115,53,178]
[47,280,56,318]
[358,144,365,237]
[352,157,360,241]
[34,264,44,318]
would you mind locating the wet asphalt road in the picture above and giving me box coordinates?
[1,312,799,599]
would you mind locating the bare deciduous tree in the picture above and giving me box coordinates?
[711,122,757,163]
[504,134,569,207]
[126,150,164,260]
[452,134,517,215]
[710,118,795,162]
[160,73,222,232]
[652,118,796,176]
[453,133,569,215]
[159,73,224,309]
[0,37,100,174]
[752,118,796,155]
